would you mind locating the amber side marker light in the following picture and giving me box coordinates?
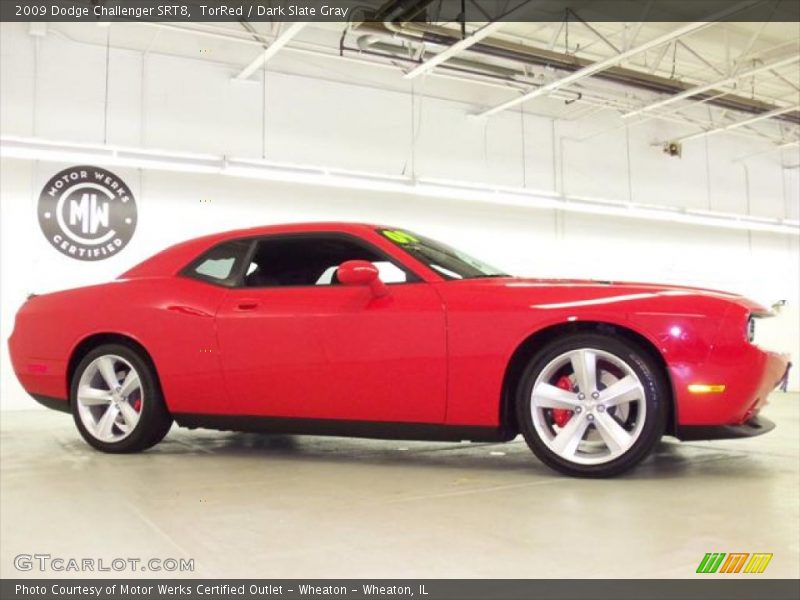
[688,384,727,394]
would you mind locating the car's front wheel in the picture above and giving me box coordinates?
[71,343,172,453]
[516,333,667,477]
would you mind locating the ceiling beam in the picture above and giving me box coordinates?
[403,21,505,79]
[678,104,800,143]
[234,22,307,80]
[474,0,764,117]
[647,41,672,74]
[624,54,800,118]
[627,1,654,50]
[475,20,713,117]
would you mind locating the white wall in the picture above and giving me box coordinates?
[1,23,798,410]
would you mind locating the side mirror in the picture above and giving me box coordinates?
[337,260,389,298]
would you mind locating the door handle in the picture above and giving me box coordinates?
[236,300,260,311]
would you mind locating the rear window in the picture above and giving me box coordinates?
[183,240,251,286]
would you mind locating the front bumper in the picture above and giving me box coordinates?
[672,346,787,427]
[675,415,776,441]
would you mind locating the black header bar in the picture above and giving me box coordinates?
[1,0,799,23]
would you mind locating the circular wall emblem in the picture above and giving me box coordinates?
[38,166,137,261]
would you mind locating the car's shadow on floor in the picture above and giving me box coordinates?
[60,428,773,482]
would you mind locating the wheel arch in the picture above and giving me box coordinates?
[500,321,676,437]
[66,333,164,406]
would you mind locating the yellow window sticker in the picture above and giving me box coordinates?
[382,230,419,244]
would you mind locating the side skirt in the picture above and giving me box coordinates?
[675,415,776,441]
[174,413,515,443]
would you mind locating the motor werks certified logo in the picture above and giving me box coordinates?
[38,166,136,261]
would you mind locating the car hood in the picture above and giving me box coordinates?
[449,277,770,315]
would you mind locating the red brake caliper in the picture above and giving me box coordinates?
[133,398,142,412]
[551,376,574,427]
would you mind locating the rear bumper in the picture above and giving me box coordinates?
[31,394,71,414]
[8,306,70,403]
[9,331,70,405]
[675,415,776,441]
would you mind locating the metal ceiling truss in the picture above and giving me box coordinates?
[676,103,800,143]
[624,55,800,118]
[131,0,799,145]
[474,21,715,117]
[351,0,798,139]
[351,20,799,129]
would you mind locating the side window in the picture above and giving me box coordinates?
[243,235,413,288]
[184,240,251,286]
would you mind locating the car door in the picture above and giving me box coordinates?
[214,232,447,423]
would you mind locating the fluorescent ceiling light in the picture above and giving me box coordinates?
[1,136,797,236]
[0,137,222,174]
[225,157,413,194]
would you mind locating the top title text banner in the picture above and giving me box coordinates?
[1,0,799,23]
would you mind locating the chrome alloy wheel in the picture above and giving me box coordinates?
[530,348,646,465]
[76,354,144,443]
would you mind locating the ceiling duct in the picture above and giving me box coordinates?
[355,35,522,80]
[353,19,799,125]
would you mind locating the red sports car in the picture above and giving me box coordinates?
[9,222,787,477]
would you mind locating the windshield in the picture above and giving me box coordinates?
[378,229,509,280]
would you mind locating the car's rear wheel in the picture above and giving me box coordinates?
[516,333,667,477]
[71,343,172,453]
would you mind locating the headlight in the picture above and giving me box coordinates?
[746,315,756,343]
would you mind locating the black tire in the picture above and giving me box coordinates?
[70,343,173,453]
[516,333,667,478]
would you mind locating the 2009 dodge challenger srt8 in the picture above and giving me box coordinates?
[9,222,787,477]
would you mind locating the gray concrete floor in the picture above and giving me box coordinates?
[1,392,797,579]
